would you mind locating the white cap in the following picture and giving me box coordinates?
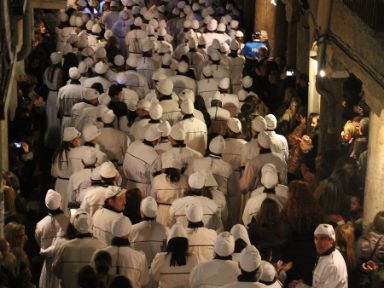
[82,125,101,142]
[219,77,230,90]
[181,99,194,114]
[185,203,203,223]
[152,70,167,82]
[188,171,205,189]
[230,224,251,245]
[179,89,195,102]
[95,47,107,59]
[105,186,126,199]
[177,1,186,9]
[212,91,222,101]
[227,117,242,133]
[158,28,167,37]
[265,114,277,130]
[210,51,220,62]
[114,54,125,67]
[156,79,173,95]
[110,0,120,7]
[63,127,81,142]
[170,125,185,141]
[134,17,143,26]
[209,135,225,154]
[167,223,188,242]
[84,57,94,68]
[240,245,262,272]
[257,131,271,149]
[235,30,244,38]
[259,261,277,283]
[144,125,162,141]
[75,17,84,28]
[137,100,151,111]
[184,19,192,29]
[45,189,61,210]
[111,216,132,237]
[62,43,73,55]
[149,19,159,29]
[215,232,235,257]
[73,211,91,234]
[140,196,158,217]
[230,20,239,29]
[158,121,171,137]
[242,76,253,89]
[101,109,115,124]
[98,93,111,106]
[126,56,138,68]
[198,36,206,46]
[230,39,240,51]
[202,65,212,77]
[204,170,218,187]
[251,116,267,132]
[50,52,62,65]
[314,224,336,241]
[261,164,278,189]
[69,67,81,80]
[237,89,248,101]
[104,29,113,40]
[142,39,153,52]
[132,6,140,16]
[82,47,94,57]
[177,61,189,74]
[207,19,218,31]
[81,149,97,165]
[192,19,199,30]
[94,61,108,74]
[149,103,163,120]
[100,161,118,179]
[217,22,226,32]
[91,23,102,34]
[116,72,128,85]
[58,10,68,22]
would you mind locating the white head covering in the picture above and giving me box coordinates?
[104,29,113,40]
[236,30,244,38]
[257,131,271,149]
[140,196,158,218]
[98,93,111,106]
[91,23,102,34]
[227,117,242,134]
[58,10,68,22]
[207,19,218,31]
[63,127,81,142]
[156,79,173,95]
[219,77,230,90]
[116,72,128,85]
[179,89,195,103]
[149,103,163,120]
[170,125,185,141]
[45,189,61,210]
[265,114,277,130]
[50,52,62,65]
[251,116,267,132]
[259,261,277,283]
[209,135,225,154]
[242,76,253,89]
[167,224,188,242]
[144,125,162,141]
[94,61,108,74]
[240,245,262,272]
[95,47,107,59]
[181,99,194,114]
[69,67,81,80]
[217,22,226,32]
[230,224,251,245]
[81,149,97,165]
[101,109,116,124]
[177,61,189,74]
[142,40,153,52]
[314,224,336,241]
[126,56,138,68]
[114,55,125,67]
[261,164,279,189]
[202,65,212,78]
[210,51,220,62]
[192,19,199,30]
[82,125,101,142]
[158,120,171,137]
[188,171,205,189]
[72,210,91,234]
[111,216,132,237]
[100,162,118,179]
[185,203,203,223]
[78,61,88,74]
[230,20,239,29]
[105,186,126,199]
[137,100,151,111]
[214,232,235,257]
[230,39,240,51]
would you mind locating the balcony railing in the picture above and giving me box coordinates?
[343,0,384,32]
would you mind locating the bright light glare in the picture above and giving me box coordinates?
[319,70,326,78]
[270,0,277,6]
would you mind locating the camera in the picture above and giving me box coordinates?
[14,142,22,148]
[286,70,294,76]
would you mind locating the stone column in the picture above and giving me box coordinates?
[363,110,384,228]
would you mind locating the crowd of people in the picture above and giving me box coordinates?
[2,0,382,287]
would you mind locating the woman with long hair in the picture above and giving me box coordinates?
[336,223,359,288]
[282,180,322,286]
[150,224,198,287]
[51,127,82,213]
[151,156,188,227]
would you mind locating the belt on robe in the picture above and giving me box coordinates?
[128,179,150,185]
[57,176,69,180]
[63,114,71,117]
[157,202,172,206]
[49,89,58,92]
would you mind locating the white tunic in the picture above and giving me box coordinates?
[124,70,150,99]
[57,83,84,132]
[83,75,111,92]
[189,259,240,287]
[68,145,108,174]
[267,131,289,162]
[80,185,108,217]
[150,252,199,288]
[93,244,149,288]
[169,75,197,95]
[137,56,160,89]
[197,78,219,109]
[67,167,94,204]
[159,99,182,126]
[92,207,124,245]
[174,117,208,156]
[129,220,168,265]
[187,227,217,264]
[98,126,130,165]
